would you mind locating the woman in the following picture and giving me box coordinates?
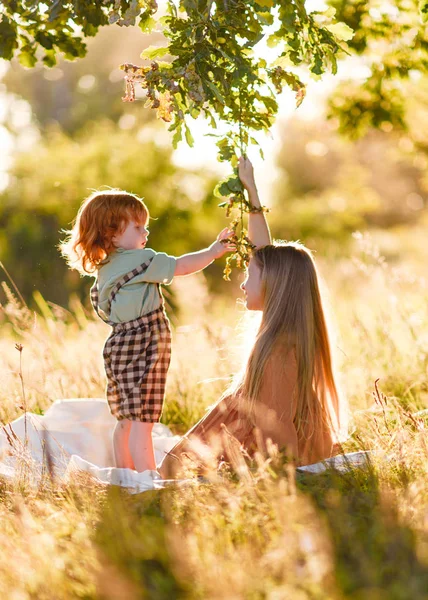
[159,157,347,478]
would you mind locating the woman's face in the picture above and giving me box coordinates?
[241,259,264,311]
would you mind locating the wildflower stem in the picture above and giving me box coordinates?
[0,261,28,308]
[15,344,28,447]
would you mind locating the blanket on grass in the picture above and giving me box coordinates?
[0,399,371,494]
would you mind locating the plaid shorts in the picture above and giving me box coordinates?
[103,307,172,422]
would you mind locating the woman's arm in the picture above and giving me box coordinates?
[238,156,271,248]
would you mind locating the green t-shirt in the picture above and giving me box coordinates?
[96,247,176,323]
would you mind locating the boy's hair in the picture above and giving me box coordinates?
[59,189,149,275]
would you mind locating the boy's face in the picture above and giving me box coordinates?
[112,219,149,251]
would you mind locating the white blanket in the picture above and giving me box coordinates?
[0,399,371,493]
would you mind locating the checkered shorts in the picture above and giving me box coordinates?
[90,259,172,422]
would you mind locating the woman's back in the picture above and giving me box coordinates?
[160,345,338,475]
[240,345,337,466]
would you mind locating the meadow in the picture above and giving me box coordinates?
[0,224,427,599]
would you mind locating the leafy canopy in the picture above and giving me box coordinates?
[119,1,353,276]
[0,0,156,67]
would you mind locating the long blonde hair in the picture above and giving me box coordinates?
[232,241,345,444]
[59,190,149,275]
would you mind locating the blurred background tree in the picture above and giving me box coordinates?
[270,118,428,252]
[326,0,428,136]
[0,25,230,308]
[268,0,428,255]
[0,118,227,306]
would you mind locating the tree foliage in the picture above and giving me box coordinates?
[327,0,428,137]
[0,120,226,307]
[0,0,157,66]
[120,0,353,277]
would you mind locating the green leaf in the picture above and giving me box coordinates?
[190,106,200,119]
[139,16,156,33]
[226,177,243,193]
[35,31,54,50]
[266,34,280,48]
[184,124,194,147]
[324,7,337,19]
[0,16,18,60]
[172,126,182,148]
[325,22,354,42]
[168,119,181,132]
[141,45,170,59]
[57,36,87,60]
[18,49,37,68]
[43,50,57,67]
[419,0,428,21]
[261,96,278,112]
[256,11,274,26]
[271,55,293,69]
[216,138,229,149]
[157,61,173,69]
[214,176,239,198]
[82,23,98,37]
[256,0,274,6]
[207,112,217,128]
[205,81,226,104]
[158,15,170,27]
[214,182,226,198]
[311,54,324,76]
[219,146,234,162]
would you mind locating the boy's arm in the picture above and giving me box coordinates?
[174,228,234,277]
[238,156,271,248]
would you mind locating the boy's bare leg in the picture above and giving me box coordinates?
[129,422,157,472]
[113,419,135,469]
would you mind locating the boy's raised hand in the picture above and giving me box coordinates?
[238,155,256,191]
[210,227,236,259]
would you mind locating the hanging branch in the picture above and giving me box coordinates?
[120,0,353,279]
[1,1,427,141]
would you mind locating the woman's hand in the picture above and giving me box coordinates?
[210,227,236,259]
[238,155,257,192]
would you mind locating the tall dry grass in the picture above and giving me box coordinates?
[0,229,427,598]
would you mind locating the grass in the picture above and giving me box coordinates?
[0,230,427,599]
